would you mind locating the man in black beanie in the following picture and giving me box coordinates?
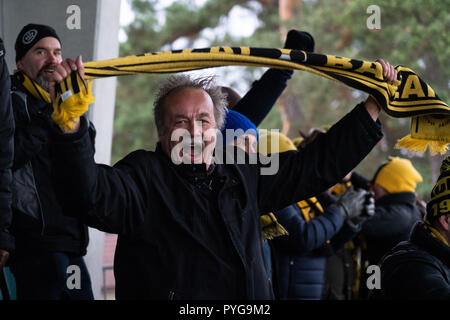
[7,23,94,300]
[14,24,61,91]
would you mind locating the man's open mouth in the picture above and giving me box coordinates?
[39,65,57,77]
[42,68,55,75]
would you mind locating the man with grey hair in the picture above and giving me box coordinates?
[153,75,227,167]
[49,55,395,298]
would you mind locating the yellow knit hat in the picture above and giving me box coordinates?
[257,131,297,155]
[373,157,423,194]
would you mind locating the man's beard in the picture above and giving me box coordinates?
[35,74,50,91]
[35,63,57,91]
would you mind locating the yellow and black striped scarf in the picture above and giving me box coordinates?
[14,70,95,132]
[83,47,449,155]
[424,222,449,246]
[13,70,51,103]
[297,197,324,221]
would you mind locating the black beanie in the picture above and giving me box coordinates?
[425,156,450,223]
[15,23,61,62]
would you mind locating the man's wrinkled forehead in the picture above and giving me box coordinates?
[20,36,62,62]
[163,87,215,118]
[31,37,61,52]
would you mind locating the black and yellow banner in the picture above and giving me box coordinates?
[83,47,449,154]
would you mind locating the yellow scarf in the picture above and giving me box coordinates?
[14,70,94,132]
[83,47,449,155]
[296,197,324,222]
[424,222,449,246]
[332,181,352,196]
[13,70,51,103]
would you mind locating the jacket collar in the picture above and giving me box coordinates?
[411,222,450,268]
[376,192,416,206]
[155,142,217,187]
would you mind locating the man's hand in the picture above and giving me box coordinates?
[49,56,85,133]
[0,249,9,272]
[364,58,398,121]
[335,186,368,220]
[347,192,375,229]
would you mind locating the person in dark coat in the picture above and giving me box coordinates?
[362,157,424,266]
[7,24,94,300]
[358,156,424,299]
[47,50,397,299]
[0,37,15,274]
[370,156,450,300]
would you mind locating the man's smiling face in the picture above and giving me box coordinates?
[160,87,218,166]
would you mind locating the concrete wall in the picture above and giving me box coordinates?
[0,0,121,299]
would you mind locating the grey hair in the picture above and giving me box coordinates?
[154,74,228,137]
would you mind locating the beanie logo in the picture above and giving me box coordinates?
[22,29,38,45]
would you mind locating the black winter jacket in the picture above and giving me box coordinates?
[51,102,382,299]
[370,222,450,299]
[0,38,15,253]
[362,192,423,265]
[9,75,95,255]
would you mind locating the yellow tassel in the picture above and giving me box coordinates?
[262,222,289,240]
[395,134,449,156]
[52,79,95,132]
[261,212,289,240]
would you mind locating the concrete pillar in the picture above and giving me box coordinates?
[87,0,121,300]
[0,0,121,299]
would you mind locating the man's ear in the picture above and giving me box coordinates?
[438,214,450,232]
[16,60,23,71]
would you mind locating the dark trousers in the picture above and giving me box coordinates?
[9,251,94,300]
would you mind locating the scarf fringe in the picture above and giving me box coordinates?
[395,135,449,156]
[262,222,289,240]
[52,80,95,132]
[261,212,289,240]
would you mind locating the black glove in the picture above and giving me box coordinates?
[284,29,315,52]
[335,186,368,220]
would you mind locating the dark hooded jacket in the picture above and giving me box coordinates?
[50,102,382,299]
[362,192,423,265]
[370,221,450,299]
